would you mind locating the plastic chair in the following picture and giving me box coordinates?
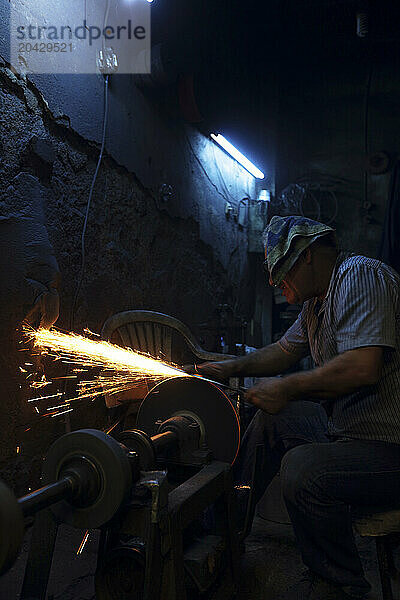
[101,310,235,363]
[100,310,237,409]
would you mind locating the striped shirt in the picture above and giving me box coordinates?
[278,252,400,444]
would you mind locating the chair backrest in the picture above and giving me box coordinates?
[101,310,235,364]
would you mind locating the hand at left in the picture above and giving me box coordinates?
[245,377,296,414]
[25,288,60,329]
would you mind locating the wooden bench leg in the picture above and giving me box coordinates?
[376,537,394,600]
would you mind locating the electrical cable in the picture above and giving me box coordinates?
[70,0,111,332]
[184,131,254,233]
[299,186,321,222]
[210,139,254,203]
[69,74,110,332]
[64,74,109,433]
[184,131,232,205]
[211,142,236,200]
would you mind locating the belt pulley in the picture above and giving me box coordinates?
[0,376,240,576]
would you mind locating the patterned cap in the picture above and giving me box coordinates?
[264,216,335,286]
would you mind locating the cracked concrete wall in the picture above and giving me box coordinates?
[0,13,259,482]
[0,64,255,330]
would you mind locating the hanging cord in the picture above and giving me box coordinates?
[63,2,111,434]
[184,131,231,205]
[70,74,110,331]
[62,74,109,433]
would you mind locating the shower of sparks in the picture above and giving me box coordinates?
[51,408,73,418]
[48,403,71,411]
[30,379,52,389]
[83,327,100,337]
[28,392,64,403]
[25,327,190,404]
[76,530,90,555]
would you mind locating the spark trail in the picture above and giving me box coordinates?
[25,327,189,405]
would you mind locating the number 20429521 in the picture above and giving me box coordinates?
[19,42,73,53]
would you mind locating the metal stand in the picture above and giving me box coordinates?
[20,508,59,600]
[97,461,240,600]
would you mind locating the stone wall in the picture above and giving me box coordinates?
[0,54,259,486]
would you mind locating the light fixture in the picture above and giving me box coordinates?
[210,133,264,179]
[258,189,271,202]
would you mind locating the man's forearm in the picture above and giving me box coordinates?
[222,342,300,377]
[282,348,381,400]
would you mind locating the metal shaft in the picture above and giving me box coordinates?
[18,477,74,518]
[151,430,178,452]
[192,375,247,394]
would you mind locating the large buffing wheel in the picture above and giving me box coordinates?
[137,377,240,464]
[42,429,132,529]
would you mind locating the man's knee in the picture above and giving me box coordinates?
[281,444,328,506]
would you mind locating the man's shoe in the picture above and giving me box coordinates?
[279,570,368,600]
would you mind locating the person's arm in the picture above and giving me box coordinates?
[196,342,303,381]
[245,346,383,413]
[196,304,311,381]
[286,346,382,398]
[247,261,399,413]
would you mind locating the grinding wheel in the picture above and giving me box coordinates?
[42,429,132,529]
[136,377,240,464]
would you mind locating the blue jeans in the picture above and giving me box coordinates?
[233,401,400,596]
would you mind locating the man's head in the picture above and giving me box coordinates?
[262,216,337,304]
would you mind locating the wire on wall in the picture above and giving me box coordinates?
[69,74,110,332]
[275,180,338,225]
[184,132,232,205]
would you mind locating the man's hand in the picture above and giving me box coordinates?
[245,377,297,414]
[25,288,60,329]
[194,360,237,382]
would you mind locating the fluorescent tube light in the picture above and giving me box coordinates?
[211,133,264,179]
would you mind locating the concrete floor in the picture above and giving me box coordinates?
[237,516,385,600]
[0,514,392,600]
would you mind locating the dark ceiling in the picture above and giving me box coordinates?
[150,0,400,177]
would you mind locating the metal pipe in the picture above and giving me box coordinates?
[192,375,247,394]
[18,477,74,517]
[151,430,178,452]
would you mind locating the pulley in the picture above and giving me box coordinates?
[137,376,240,465]
[0,429,133,575]
[42,429,133,529]
[95,542,146,600]
[0,377,241,577]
